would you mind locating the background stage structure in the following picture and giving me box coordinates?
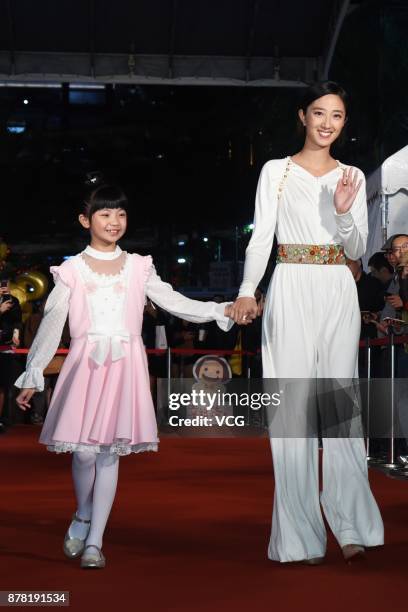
[365,145,408,266]
[0,0,350,88]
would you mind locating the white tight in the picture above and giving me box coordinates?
[69,451,120,550]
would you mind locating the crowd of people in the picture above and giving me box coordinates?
[0,233,407,443]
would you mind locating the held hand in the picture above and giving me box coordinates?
[225,302,250,323]
[16,388,36,411]
[0,299,13,314]
[229,297,258,325]
[334,168,363,215]
[385,294,403,309]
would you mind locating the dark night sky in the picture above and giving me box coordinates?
[0,0,407,245]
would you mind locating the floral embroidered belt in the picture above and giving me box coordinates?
[277,244,346,265]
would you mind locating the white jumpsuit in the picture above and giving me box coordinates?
[238,157,384,562]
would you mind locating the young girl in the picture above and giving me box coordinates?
[15,180,235,569]
[229,81,384,564]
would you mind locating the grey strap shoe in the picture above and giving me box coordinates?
[63,513,91,559]
[80,545,106,569]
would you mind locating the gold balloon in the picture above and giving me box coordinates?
[8,270,48,325]
[9,282,28,307]
[15,271,48,302]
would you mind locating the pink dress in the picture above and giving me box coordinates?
[15,249,232,455]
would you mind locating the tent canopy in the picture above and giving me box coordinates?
[0,0,351,87]
[365,145,408,262]
[366,145,408,201]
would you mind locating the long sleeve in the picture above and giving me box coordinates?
[14,280,70,392]
[145,264,233,331]
[334,170,368,260]
[238,161,279,298]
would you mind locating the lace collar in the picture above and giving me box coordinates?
[84,245,122,260]
[76,252,130,285]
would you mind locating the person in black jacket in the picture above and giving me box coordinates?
[0,274,23,432]
[346,258,385,339]
[388,234,408,473]
[368,252,394,289]
[387,235,408,376]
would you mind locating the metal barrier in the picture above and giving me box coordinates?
[365,338,372,460]
[358,334,408,477]
[4,336,408,479]
[10,347,256,376]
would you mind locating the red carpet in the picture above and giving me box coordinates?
[1,425,407,612]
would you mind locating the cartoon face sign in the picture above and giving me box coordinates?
[192,355,232,384]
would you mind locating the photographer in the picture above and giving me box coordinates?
[345,258,385,339]
[0,274,22,433]
[368,252,394,289]
[389,235,408,370]
[381,234,408,473]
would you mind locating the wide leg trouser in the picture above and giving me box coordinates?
[262,264,384,562]
[268,437,384,561]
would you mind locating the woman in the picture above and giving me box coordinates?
[230,81,384,564]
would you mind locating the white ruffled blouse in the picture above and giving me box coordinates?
[15,248,233,392]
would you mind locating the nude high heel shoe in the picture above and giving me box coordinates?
[342,544,365,563]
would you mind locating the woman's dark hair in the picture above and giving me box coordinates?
[299,81,348,116]
[296,81,348,146]
[81,172,129,219]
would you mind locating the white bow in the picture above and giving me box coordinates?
[88,329,130,366]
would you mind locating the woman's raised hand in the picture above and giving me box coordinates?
[334,167,363,215]
[229,297,258,325]
[16,388,36,411]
